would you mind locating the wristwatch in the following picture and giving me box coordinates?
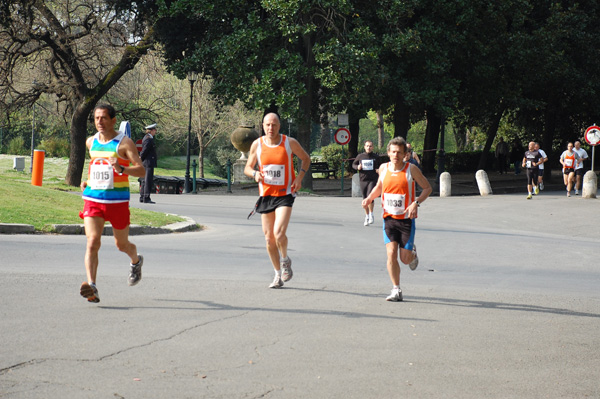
[415,200,420,207]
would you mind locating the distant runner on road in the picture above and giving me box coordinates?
[352,140,381,226]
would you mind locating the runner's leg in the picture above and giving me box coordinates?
[261,212,280,270]
[113,226,140,264]
[83,216,104,284]
[386,242,401,286]
[273,206,292,259]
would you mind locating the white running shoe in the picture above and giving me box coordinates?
[575,189,579,195]
[364,215,369,226]
[281,257,293,282]
[540,182,544,190]
[408,244,419,271]
[269,274,283,288]
[368,213,374,224]
[386,287,403,302]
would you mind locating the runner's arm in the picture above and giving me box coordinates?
[289,138,311,193]
[352,155,361,170]
[80,136,94,191]
[244,139,262,182]
[116,137,145,178]
[404,164,432,219]
[362,165,384,209]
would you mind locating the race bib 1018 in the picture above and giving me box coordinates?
[263,164,285,186]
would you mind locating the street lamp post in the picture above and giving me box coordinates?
[30,102,35,174]
[30,80,38,174]
[185,71,198,193]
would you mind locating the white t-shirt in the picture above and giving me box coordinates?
[538,149,547,170]
[573,148,588,170]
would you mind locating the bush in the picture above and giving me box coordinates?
[443,151,495,172]
[39,137,69,157]
[208,146,239,178]
[318,144,344,177]
[7,137,27,155]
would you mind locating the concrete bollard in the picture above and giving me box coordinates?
[351,173,361,197]
[582,170,597,199]
[475,170,493,196]
[439,172,451,197]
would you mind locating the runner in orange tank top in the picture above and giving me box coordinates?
[362,137,432,302]
[560,142,580,197]
[244,112,311,288]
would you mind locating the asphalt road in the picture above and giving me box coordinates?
[1,191,599,398]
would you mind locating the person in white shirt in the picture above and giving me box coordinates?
[534,143,548,191]
[573,140,589,195]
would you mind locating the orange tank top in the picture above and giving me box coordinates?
[381,162,415,220]
[563,152,575,169]
[257,135,295,197]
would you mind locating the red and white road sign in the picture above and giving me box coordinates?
[334,127,351,145]
[585,125,600,146]
[136,139,143,152]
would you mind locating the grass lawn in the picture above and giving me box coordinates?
[0,154,208,232]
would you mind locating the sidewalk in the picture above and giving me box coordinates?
[203,168,570,197]
[0,169,588,234]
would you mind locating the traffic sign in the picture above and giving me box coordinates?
[136,139,143,152]
[334,127,351,145]
[585,125,600,146]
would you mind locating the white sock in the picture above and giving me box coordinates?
[275,269,282,276]
[393,285,400,290]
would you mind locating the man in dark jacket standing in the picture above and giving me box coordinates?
[139,123,157,204]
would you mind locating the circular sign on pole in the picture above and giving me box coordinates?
[585,125,600,146]
[136,139,143,152]
[334,127,351,145]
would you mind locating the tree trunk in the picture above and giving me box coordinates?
[198,133,205,178]
[542,103,557,182]
[422,110,441,173]
[376,111,385,148]
[453,122,468,151]
[64,32,154,186]
[477,109,504,170]
[296,31,316,190]
[319,111,330,148]
[347,114,360,173]
[65,103,95,186]
[393,95,410,138]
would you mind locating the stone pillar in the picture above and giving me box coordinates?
[476,170,493,196]
[582,170,597,198]
[230,123,260,184]
[351,173,361,197]
[440,172,451,197]
[233,155,253,183]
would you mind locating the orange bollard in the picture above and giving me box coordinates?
[31,149,45,186]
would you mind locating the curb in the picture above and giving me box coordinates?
[0,216,200,235]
